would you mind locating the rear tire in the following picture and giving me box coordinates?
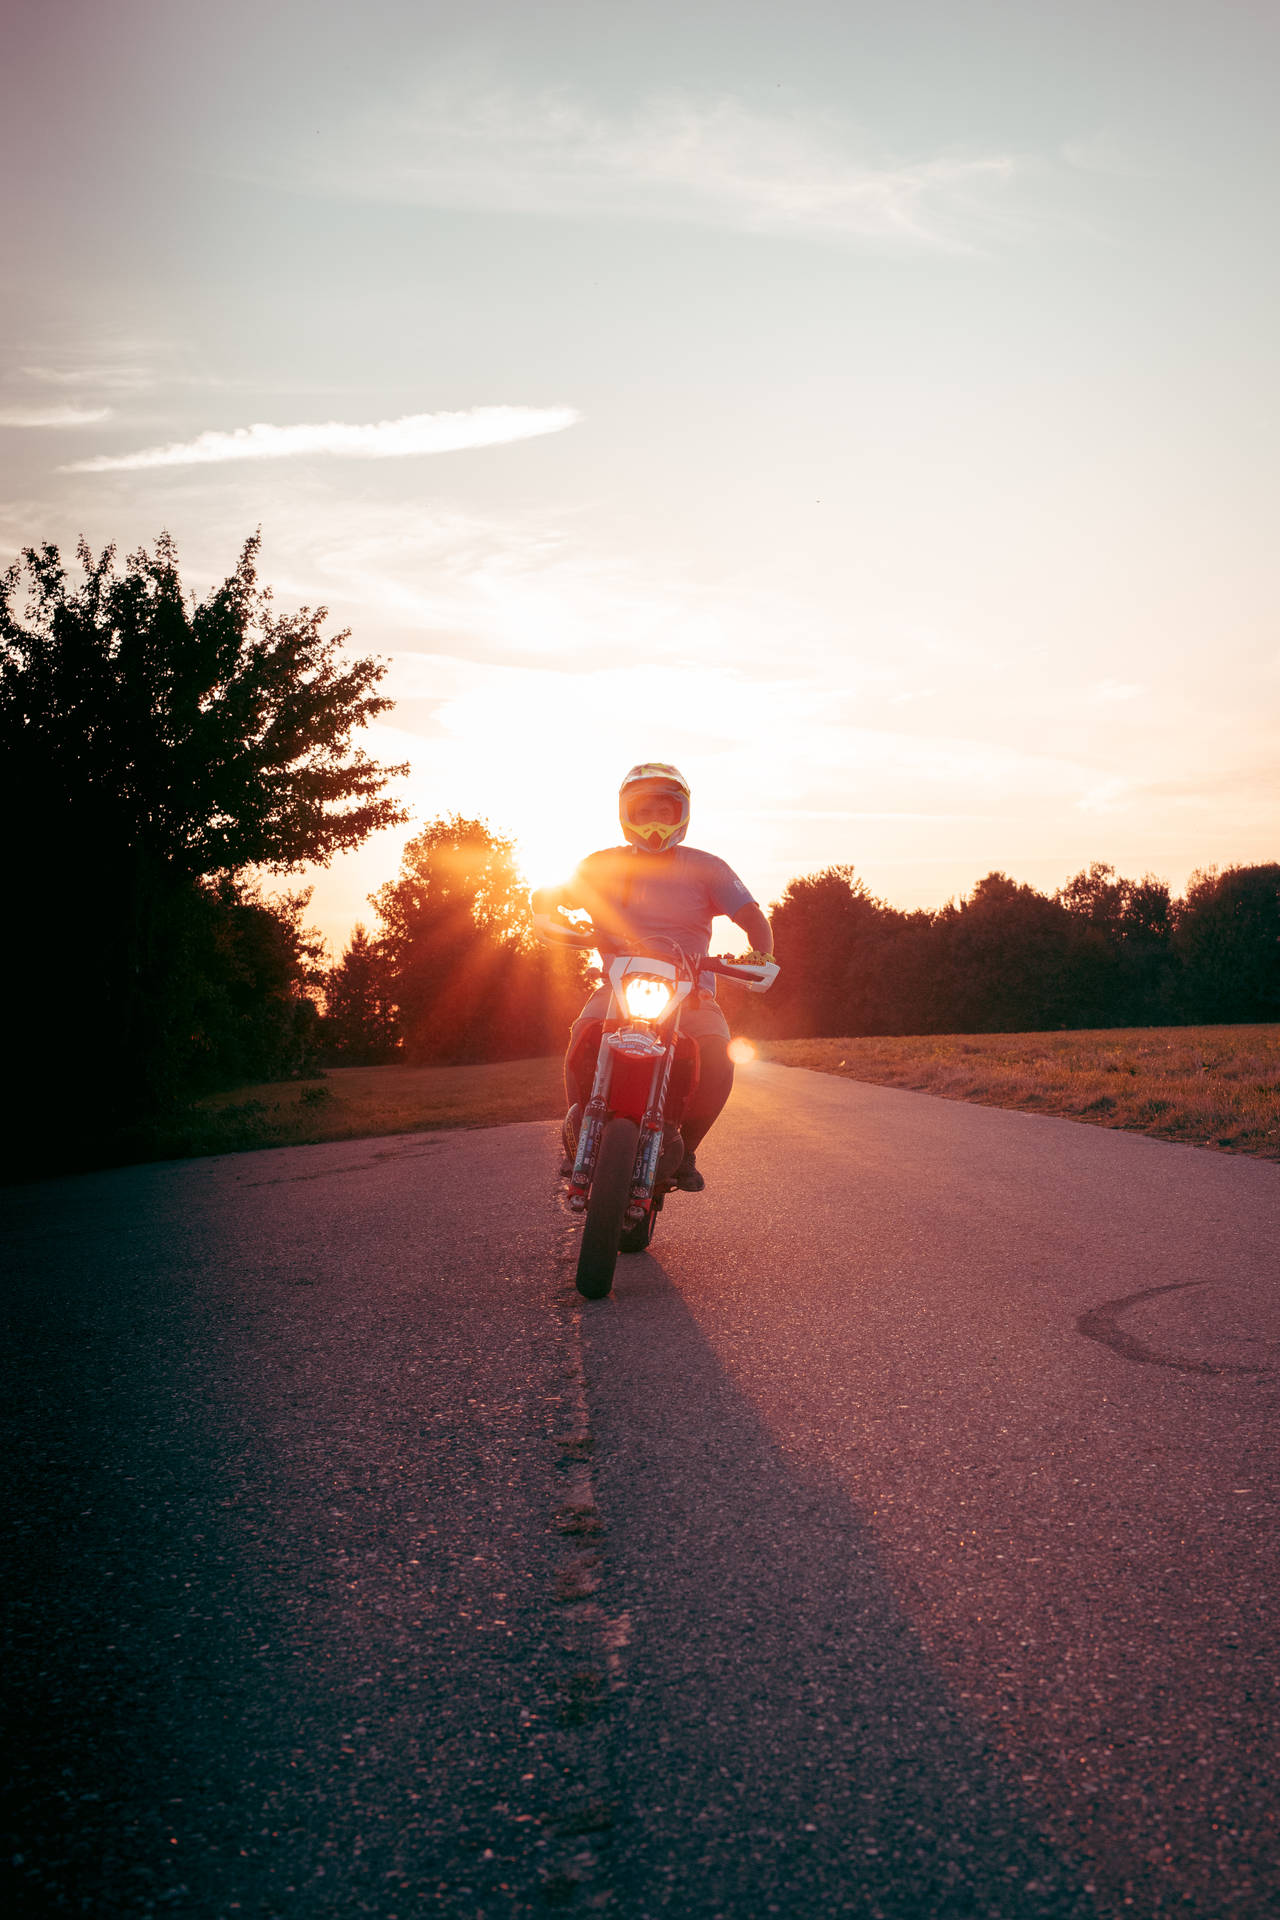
[619,1205,656,1254]
[576,1117,639,1299]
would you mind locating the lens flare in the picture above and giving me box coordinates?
[728,1037,757,1065]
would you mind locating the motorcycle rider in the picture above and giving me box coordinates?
[531,763,774,1192]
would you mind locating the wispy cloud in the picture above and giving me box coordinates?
[299,85,1019,250]
[16,348,156,394]
[0,406,113,428]
[20,367,145,393]
[61,405,579,474]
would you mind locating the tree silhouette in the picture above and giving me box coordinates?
[930,873,1092,1031]
[0,531,407,1159]
[322,925,400,1065]
[1,531,405,875]
[761,866,891,1036]
[178,878,327,1090]
[1174,864,1280,1022]
[373,815,588,1065]
[1057,861,1175,1023]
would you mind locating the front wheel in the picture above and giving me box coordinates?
[576,1116,639,1299]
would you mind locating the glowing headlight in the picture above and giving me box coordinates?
[623,976,674,1021]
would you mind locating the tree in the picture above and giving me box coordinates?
[934,872,1090,1032]
[845,907,942,1036]
[322,925,400,1064]
[760,866,888,1036]
[1057,861,1176,1023]
[0,530,405,876]
[179,878,327,1091]
[373,815,588,1065]
[0,531,407,1156]
[1173,865,1280,1023]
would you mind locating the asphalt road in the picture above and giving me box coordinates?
[3,1062,1277,1918]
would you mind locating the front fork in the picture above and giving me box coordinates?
[628,1047,677,1223]
[566,1030,675,1219]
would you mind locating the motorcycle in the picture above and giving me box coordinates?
[533,914,779,1298]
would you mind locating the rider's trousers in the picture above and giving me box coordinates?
[564,989,735,1153]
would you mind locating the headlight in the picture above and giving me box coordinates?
[623,975,674,1021]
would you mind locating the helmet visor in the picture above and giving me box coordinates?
[619,779,690,849]
[626,786,684,826]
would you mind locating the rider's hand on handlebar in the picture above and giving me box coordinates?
[532,907,598,948]
[736,948,776,968]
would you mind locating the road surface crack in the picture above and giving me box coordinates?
[530,1228,629,1909]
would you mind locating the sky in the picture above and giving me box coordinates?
[3,0,1277,957]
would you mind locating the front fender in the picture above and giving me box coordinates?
[603,1039,661,1123]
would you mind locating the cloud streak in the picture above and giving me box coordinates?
[0,406,113,428]
[301,85,1018,250]
[62,404,579,473]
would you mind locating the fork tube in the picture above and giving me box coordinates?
[631,1043,675,1209]
[569,1040,615,1208]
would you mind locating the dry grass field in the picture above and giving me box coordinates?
[149,1024,1280,1164]
[759,1024,1280,1159]
[167,1056,567,1160]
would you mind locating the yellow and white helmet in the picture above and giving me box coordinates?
[619,762,691,852]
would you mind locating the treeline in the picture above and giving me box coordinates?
[321,841,1280,1067]
[5,529,1276,1175]
[739,861,1280,1040]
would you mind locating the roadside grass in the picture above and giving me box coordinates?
[757,1024,1280,1160]
[155,1056,567,1161]
[98,1023,1280,1168]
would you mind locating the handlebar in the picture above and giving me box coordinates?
[531,913,779,993]
[702,954,779,988]
[701,954,781,994]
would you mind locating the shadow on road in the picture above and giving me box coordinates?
[1,1142,590,1918]
[578,1251,1102,1919]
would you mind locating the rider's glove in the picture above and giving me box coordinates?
[739,949,776,969]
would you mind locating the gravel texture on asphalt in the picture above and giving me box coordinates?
[577,1064,1279,1918]
[3,1063,1278,1917]
[3,1129,601,1916]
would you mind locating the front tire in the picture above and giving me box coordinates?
[576,1117,639,1299]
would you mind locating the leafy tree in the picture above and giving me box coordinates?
[373,815,587,1065]
[1057,861,1176,1023]
[179,878,327,1090]
[322,924,400,1064]
[761,866,888,1036]
[0,531,406,1158]
[1173,864,1280,1022]
[0,530,405,875]
[374,815,529,1064]
[847,908,943,1035]
[934,872,1090,1032]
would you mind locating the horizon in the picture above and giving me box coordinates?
[4,0,1276,959]
[307,801,1245,966]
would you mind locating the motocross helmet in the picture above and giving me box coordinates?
[619,762,691,852]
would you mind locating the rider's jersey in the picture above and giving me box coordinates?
[565,844,757,967]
